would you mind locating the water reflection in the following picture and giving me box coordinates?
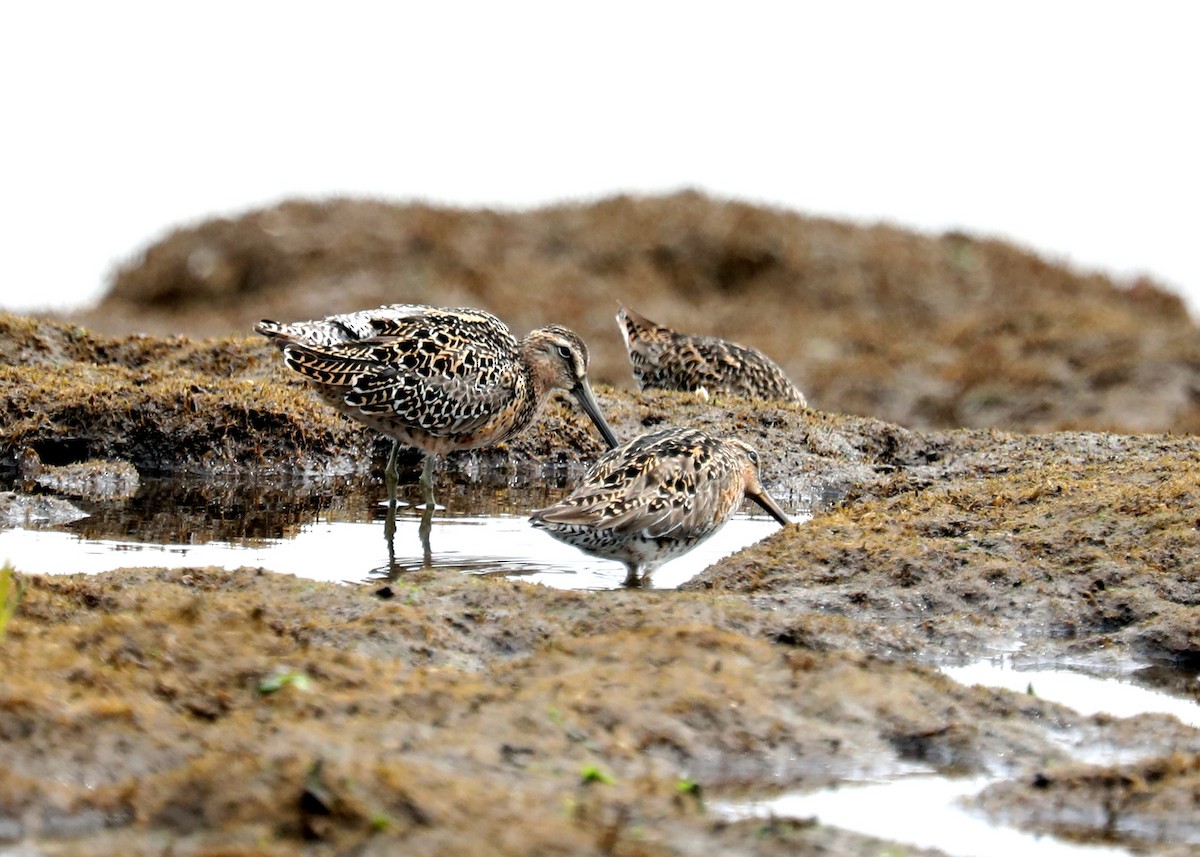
[0,473,806,590]
[56,473,573,544]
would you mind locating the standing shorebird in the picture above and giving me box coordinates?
[616,304,807,405]
[530,426,790,587]
[257,304,619,557]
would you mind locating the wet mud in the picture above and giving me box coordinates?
[5,192,1200,853]
[3,312,1199,854]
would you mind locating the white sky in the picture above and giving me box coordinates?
[2,1,1197,313]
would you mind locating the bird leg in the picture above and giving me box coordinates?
[417,453,437,566]
[419,453,437,509]
[382,440,399,548]
[418,501,434,567]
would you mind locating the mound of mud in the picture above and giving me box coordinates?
[76,191,1200,435]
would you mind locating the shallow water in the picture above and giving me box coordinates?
[720,774,1133,857]
[943,659,1200,730]
[0,474,807,590]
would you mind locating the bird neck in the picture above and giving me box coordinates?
[519,338,560,402]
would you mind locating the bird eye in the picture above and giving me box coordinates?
[747,449,759,465]
[556,345,573,360]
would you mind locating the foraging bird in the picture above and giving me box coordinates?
[616,304,806,405]
[530,426,790,587]
[256,304,619,513]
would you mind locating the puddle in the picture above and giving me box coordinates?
[716,659,1200,857]
[720,775,1133,857]
[942,660,1200,729]
[942,656,1200,768]
[0,511,788,590]
[0,474,808,590]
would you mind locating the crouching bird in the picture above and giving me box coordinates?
[531,426,790,587]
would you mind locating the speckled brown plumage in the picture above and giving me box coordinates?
[256,303,618,461]
[530,426,790,586]
[617,304,806,405]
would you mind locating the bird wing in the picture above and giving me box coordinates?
[260,305,517,351]
[663,335,798,398]
[364,306,518,353]
[280,330,520,437]
[347,363,520,436]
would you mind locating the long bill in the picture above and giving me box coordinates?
[571,379,620,449]
[747,488,791,527]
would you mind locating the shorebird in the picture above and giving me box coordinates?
[530,426,790,587]
[256,304,619,553]
[616,304,806,405]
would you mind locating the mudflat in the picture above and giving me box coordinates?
[3,193,1199,854]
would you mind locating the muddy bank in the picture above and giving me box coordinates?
[5,569,1199,856]
[3,313,1200,853]
[690,429,1200,668]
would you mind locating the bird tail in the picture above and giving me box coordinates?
[615,303,664,349]
[254,319,290,343]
